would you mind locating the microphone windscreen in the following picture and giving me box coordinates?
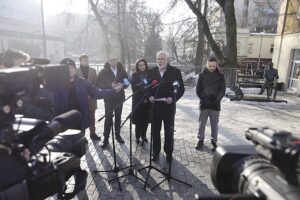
[123,78,130,86]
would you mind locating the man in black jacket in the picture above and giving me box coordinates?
[148,51,185,162]
[96,54,128,148]
[195,57,225,152]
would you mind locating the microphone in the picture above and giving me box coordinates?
[173,80,179,93]
[135,78,149,87]
[122,77,130,87]
[144,79,159,89]
[48,109,82,136]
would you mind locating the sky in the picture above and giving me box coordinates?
[41,0,193,24]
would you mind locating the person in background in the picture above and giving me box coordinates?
[96,54,128,148]
[0,48,30,68]
[148,51,185,163]
[76,54,100,141]
[258,62,279,97]
[131,59,150,144]
[195,57,226,152]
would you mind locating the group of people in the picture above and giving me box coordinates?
[0,48,228,163]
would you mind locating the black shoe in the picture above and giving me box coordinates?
[211,140,217,152]
[142,137,148,143]
[116,135,125,144]
[90,133,101,141]
[101,139,109,148]
[135,138,140,144]
[166,154,172,163]
[151,155,159,162]
[195,140,204,151]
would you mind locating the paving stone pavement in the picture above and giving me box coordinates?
[49,86,300,200]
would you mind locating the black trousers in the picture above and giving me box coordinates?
[135,121,148,139]
[152,103,174,156]
[103,101,123,139]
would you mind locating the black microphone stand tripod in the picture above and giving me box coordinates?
[109,88,152,186]
[150,85,192,190]
[138,83,171,190]
[93,84,153,191]
[93,114,130,191]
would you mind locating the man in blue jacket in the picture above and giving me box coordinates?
[55,58,120,132]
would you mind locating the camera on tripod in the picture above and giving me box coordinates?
[209,127,300,200]
[0,66,87,200]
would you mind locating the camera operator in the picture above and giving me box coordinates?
[0,48,54,121]
[54,58,122,133]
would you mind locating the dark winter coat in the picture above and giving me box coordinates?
[147,64,185,115]
[53,76,115,130]
[196,68,226,111]
[96,62,128,104]
[264,68,279,82]
[131,70,150,124]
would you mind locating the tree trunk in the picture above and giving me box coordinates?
[88,0,111,54]
[223,0,237,67]
[185,0,224,62]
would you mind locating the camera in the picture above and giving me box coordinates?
[0,67,87,200]
[207,127,300,200]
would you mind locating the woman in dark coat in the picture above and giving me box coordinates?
[131,59,150,143]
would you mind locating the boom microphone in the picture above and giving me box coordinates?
[122,78,130,87]
[144,80,159,89]
[135,78,149,87]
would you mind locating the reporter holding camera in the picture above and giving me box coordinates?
[54,58,121,133]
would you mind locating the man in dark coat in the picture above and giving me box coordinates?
[258,62,279,97]
[195,57,226,152]
[148,51,185,163]
[96,54,128,148]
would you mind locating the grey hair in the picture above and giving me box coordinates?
[156,51,169,60]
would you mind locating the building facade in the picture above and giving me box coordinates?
[272,0,300,93]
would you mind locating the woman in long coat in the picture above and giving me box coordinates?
[131,59,150,143]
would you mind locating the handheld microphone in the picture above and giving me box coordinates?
[122,78,130,86]
[173,80,179,93]
[135,78,149,87]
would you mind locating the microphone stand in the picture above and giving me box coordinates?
[109,88,152,186]
[138,83,169,190]
[93,84,153,191]
[150,86,192,190]
[93,115,130,191]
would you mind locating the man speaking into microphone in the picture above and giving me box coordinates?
[148,51,184,162]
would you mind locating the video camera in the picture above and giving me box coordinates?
[0,67,87,200]
[207,127,300,200]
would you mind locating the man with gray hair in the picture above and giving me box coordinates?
[148,51,185,162]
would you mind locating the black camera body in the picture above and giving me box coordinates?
[0,67,87,200]
[210,127,300,200]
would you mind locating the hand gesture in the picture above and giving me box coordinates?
[166,97,173,104]
[149,96,155,103]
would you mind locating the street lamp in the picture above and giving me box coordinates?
[257,32,264,68]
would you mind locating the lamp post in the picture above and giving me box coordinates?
[41,0,47,58]
[257,32,264,69]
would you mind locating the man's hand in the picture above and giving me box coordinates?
[166,97,173,104]
[149,96,155,103]
[113,83,123,92]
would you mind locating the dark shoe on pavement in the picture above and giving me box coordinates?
[211,140,217,152]
[135,138,140,144]
[166,154,172,163]
[90,133,101,141]
[101,139,109,149]
[116,135,125,144]
[195,140,204,151]
[151,155,159,162]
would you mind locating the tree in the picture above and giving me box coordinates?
[184,0,237,67]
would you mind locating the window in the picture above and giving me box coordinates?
[270,44,274,54]
[248,43,253,54]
